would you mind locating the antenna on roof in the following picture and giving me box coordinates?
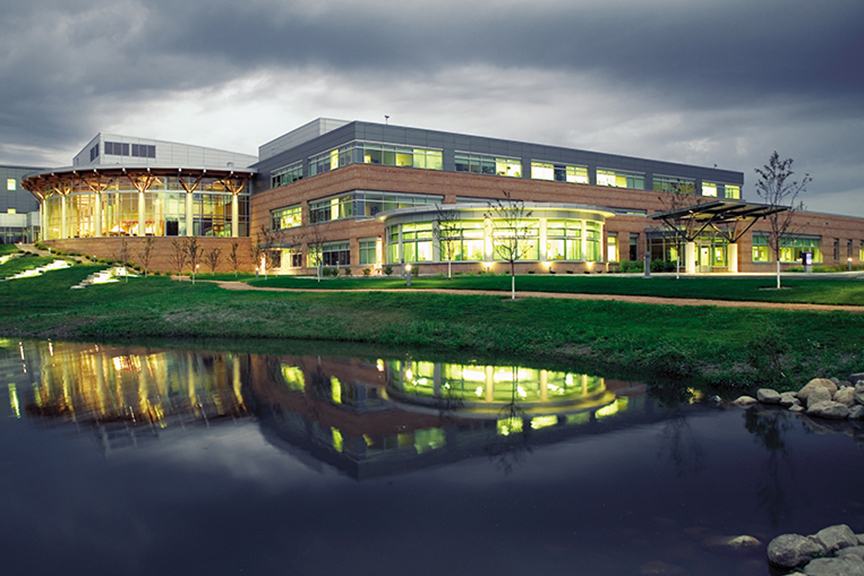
[384,115,390,125]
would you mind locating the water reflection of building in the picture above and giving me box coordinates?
[4,340,248,456]
[249,353,660,479]
[3,340,667,475]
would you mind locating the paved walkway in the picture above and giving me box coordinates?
[211,280,864,313]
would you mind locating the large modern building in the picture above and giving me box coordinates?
[18,118,864,274]
[1,165,43,243]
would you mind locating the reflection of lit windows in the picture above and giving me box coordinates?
[280,365,306,391]
[531,416,558,430]
[332,428,343,452]
[497,417,523,436]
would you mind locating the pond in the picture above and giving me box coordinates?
[1,339,863,576]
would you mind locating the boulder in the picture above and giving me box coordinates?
[779,391,801,407]
[835,386,857,406]
[815,524,860,552]
[850,373,864,386]
[768,533,826,568]
[839,546,864,560]
[800,378,839,400]
[757,388,782,404]
[790,404,806,413]
[850,406,864,420]
[808,386,834,408]
[830,377,842,385]
[703,534,761,550]
[855,382,864,406]
[859,534,864,546]
[808,401,851,420]
[734,395,759,407]
[803,556,864,576]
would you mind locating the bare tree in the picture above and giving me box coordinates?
[137,237,155,277]
[485,191,534,300]
[206,247,222,274]
[433,205,462,279]
[228,241,241,277]
[754,152,810,289]
[185,236,204,284]
[656,182,703,279]
[306,225,328,282]
[169,239,188,280]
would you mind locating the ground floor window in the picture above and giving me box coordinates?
[358,239,380,266]
[752,233,823,263]
[321,241,350,266]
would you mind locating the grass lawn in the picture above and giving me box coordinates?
[0,255,63,279]
[246,273,864,306]
[0,244,21,257]
[1,264,863,393]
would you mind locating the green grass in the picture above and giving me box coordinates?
[0,244,21,257]
[1,264,863,392]
[0,255,62,279]
[246,273,864,306]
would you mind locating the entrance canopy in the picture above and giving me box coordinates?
[650,200,788,243]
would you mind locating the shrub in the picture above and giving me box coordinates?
[650,260,677,273]
[383,265,393,276]
[619,260,644,273]
[343,267,352,276]
[566,270,574,274]
[322,267,339,277]
[363,268,371,276]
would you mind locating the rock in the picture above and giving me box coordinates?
[768,533,826,568]
[734,395,759,407]
[850,373,864,386]
[855,382,864,406]
[790,404,806,413]
[638,560,683,575]
[800,378,839,400]
[850,406,864,420]
[835,387,857,406]
[830,377,842,385]
[815,524,860,552]
[758,388,782,404]
[803,556,864,576]
[809,386,834,408]
[703,534,761,550]
[780,392,801,407]
[839,546,864,560]
[808,401,851,420]
[859,534,864,546]
[839,381,853,388]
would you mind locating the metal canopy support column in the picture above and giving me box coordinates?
[178,172,204,237]
[685,241,696,274]
[124,170,156,237]
[728,243,739,273]
[218,175,246,238]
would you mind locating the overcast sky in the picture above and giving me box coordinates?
[2,0,861,215]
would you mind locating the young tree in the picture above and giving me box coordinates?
[228,241,241,277]
[754,152,810,289]
[169,239,188,280]
[433,205,462,279]
[137,237,155,277]
[185,236,204,284]
[656,182,703,279]
[206,247,222,274]
[485,191,534,300]
[306,226,328,282]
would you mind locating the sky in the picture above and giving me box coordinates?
[1,0,862,216]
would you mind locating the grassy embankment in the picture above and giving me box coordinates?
[1,260,863,393]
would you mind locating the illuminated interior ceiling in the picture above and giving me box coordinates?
[650,200,789,242]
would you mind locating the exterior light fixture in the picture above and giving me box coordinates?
[405,263,412,286]
[849,257,853,271]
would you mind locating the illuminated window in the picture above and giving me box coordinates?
[359,239,378,265]
[455,153,521,178]
[596,169,644,189]
[531,162,588,184]
[724,184,740,199]
[546,220,582,261]
[401,223,434,262]
[492,219,539,261]
[271,204,302,229]
[6,178,15,191]
[607,232,619,262]
[702,182,718,197]
[753,233,823,263]
[653,176,695,194]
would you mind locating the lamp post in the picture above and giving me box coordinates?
[405,263,412,286]
[849,257,853,271]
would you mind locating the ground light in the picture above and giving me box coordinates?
[405,264,412,286]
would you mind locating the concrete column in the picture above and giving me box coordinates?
[581,220,588,261]
[231,193,239,238]
[137,190,145,236]
[728,243,739,273]
[185,191,194,236]
[539,218,547,261]
[60,194,67,239]
[685,241,697,274]
[94,191,102,237]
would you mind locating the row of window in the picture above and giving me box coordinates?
[104,142,157,159]
[269,140,741,196]
[306,192,441,225]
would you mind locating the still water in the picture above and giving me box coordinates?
[1,339,863,576]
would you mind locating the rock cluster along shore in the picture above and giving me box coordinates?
[768,524,864,575]
[734,375,864,420]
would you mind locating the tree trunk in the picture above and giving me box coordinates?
[511,264,516,300]
[776,257,781,289]
[448,260,452,279]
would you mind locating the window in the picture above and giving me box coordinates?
[310,192,440,222]
[89,144,99,162]
[653,176,695,195]
[361,143,442,170]
[492,219,539,261]
[848,239,854,261]
[309,148,344,177]
[531,162,589,184]
[271,204,302,230]
[834,238,840,262]
[104,142,155,158]
[6,178,15,191]
[753,233,823,263]
[401,223,433,262]
[607,232,619,262]
[309,195,353,223]
[596,169,644,190]
[359,239,379,266]
[455,153,521,177]
[724,184,740,199]
[585,221,602,261]
[702,182,718,197]
[271,162,303,188]
[630,233,639,261]
[322,241,350,266]
[546,220,581,261]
